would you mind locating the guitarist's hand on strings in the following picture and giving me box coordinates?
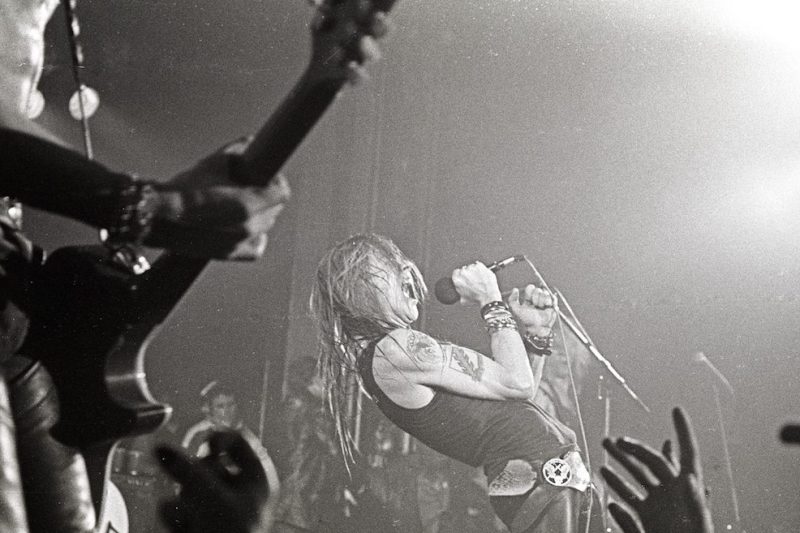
[156,431,272,533]
[147,137,291,261]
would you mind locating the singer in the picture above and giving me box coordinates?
[310,234,598,533]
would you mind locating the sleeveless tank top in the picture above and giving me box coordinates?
[358,338,579,483]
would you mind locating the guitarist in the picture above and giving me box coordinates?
[0,1,387,531]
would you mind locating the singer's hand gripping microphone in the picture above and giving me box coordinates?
[434,255,526,304]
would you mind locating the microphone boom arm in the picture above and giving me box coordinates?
[554,288,650,414]
[437,254,649,412]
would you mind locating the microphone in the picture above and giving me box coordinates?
[692,351,735,396]
[434,255,526,305]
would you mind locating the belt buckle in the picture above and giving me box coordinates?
[541,456,572,487]
[541,451,590,492]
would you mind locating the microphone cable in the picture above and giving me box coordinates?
[521,256,594,533]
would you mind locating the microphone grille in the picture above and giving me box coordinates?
[434,277,460,305]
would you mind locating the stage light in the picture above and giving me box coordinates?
[25,89,45,119]
[69,85,100,120]
[706,0,800,49]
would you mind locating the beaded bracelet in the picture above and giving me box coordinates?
[483,308,512,323]
[486,316,519,334]
[105,180,158,245]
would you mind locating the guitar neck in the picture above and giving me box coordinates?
[233,0,398,184]
[149,71,352,305]
[233,69,347,185]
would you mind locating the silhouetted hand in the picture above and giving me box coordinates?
[601,407,714,533]
[156,431,271,533]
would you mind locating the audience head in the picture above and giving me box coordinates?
[200,381,239,429]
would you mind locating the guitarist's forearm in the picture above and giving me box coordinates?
[0,127,135,230]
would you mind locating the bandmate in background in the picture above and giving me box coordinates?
[311,233,599,533]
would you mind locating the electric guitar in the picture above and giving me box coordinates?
[20,0,398,519]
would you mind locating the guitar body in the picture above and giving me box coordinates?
[19,245,209,518]
[21,245,170,448]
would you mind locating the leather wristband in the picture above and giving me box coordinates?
[523,331,553,356]
[104,180,158,246]
[480,300,509,320]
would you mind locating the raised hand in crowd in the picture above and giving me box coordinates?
[156,431,272,533]
[601,406,714,533]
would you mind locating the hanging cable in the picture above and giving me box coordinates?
[61,0,98,160]
[521,256,595,533]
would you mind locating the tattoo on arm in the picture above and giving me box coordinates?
[450,346,485,382]
[407,331,443,365]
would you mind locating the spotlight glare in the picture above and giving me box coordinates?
[737,176,800,225]
[707,0,800,49]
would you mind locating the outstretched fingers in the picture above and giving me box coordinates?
[607,502,644,533]
[672,406,701,477]
[602,437,657,491]
[661,439,675,468]
[600,465,642,510]
[615,436,676,483]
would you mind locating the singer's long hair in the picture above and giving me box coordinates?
[309,233,427,464]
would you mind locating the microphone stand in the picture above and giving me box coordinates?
[597,374,612,527]
[552,285,647,532]
[711,381,745,532]
[518,256,649,532]
[553,287,650,413]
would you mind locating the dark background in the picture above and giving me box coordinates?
[27,1,800,531]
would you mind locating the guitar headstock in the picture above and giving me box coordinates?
[307,0,397,84]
